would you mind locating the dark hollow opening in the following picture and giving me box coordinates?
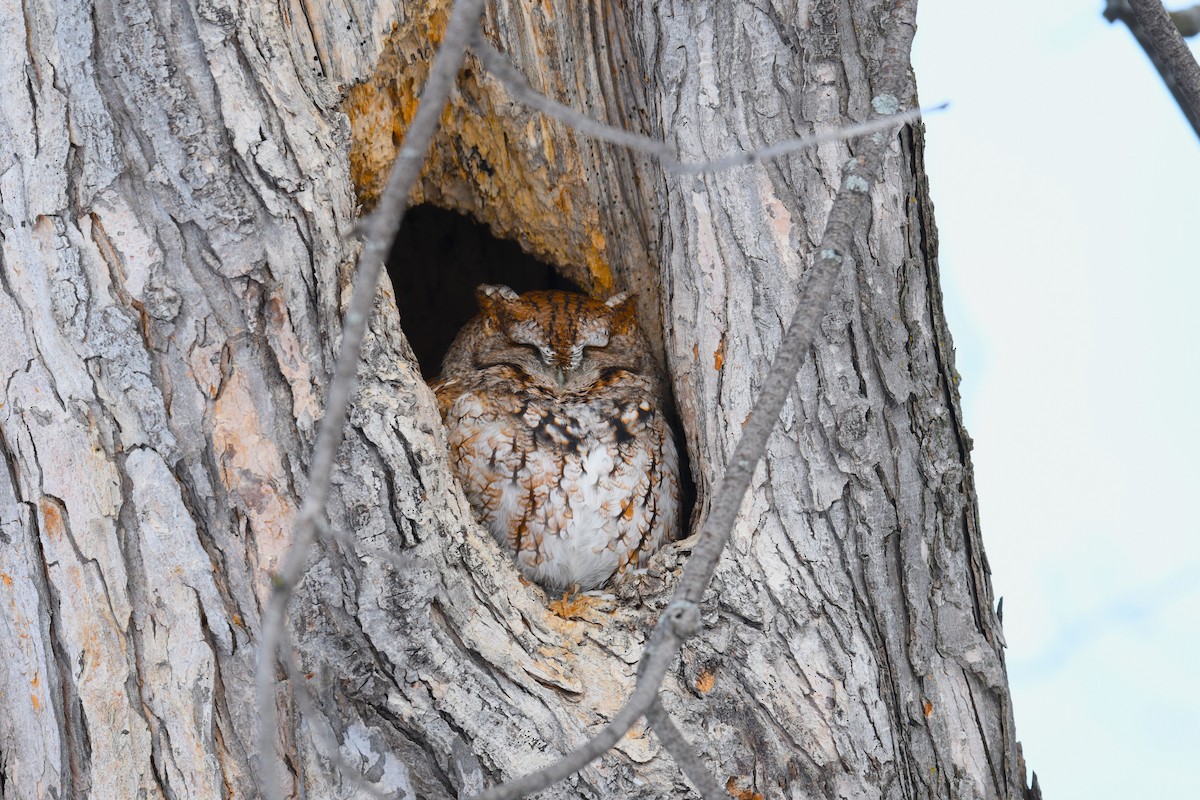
[387,205,581,380]
[388,203,696,542]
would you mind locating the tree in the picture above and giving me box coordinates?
[0,0,1034,797]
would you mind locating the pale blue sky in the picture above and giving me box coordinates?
[912,1,1200,797]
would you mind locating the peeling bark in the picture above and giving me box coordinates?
[0,1,1028,799]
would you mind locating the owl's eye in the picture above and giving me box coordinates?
[513,341,552,363]
[576,329,611,354]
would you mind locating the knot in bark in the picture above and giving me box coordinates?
[663,599,701,640]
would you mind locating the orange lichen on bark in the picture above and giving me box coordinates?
[340,7,613,292]
[547,590,607,620]
[342,9,449,211]
[38,497,64,540]
[725,777,765,800]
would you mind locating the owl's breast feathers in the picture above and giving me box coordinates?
[436,375,679,591]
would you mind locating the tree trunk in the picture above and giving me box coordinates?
[0,0,1030,798]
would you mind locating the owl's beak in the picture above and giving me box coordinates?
[554,366,567,387]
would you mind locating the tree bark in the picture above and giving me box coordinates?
[0,1,1028,799]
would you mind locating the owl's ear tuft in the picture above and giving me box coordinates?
[477,284,520,306]
[604,291,638,333]
[476,284,520,328]
[603,291,631,308]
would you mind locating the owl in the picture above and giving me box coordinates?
[433,285,680,592]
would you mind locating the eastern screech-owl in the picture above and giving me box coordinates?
[434,285,680,592]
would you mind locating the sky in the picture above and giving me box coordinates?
[911,1,1200,797]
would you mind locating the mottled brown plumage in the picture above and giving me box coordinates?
[433,285,680,592]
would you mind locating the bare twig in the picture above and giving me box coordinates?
[469,33,941,175]
[1105,0,1200,139]
[316,517,420,572]
[646,699,725,800]
[253,0,485,796]
[471,0,920,795]
[280,630,392,800]
[473,601,700,800]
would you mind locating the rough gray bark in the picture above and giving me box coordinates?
[0,1,1026,799]
[633,3,1022,796]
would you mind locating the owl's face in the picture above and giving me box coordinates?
[471,285,646,394]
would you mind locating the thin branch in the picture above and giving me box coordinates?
[1105,0,1200,139]
[316,517,420,572]
[280,630,392,800]
[469,33,941,175]
[470,0,920,794]
[646,699,725,800]
[673,10,918,608]
[472,601,701,800]
[253,0,486,797]
[467,31,674,160]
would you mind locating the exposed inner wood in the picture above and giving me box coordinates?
[342,3,639,296]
